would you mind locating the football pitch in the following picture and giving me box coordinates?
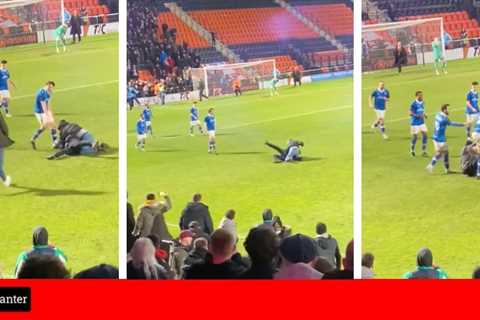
[0,34,118,277]
[127,79,353,253]
[362,58,480,278]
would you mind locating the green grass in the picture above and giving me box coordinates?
[128,79,353,254]
[0,34,118,277]
[362,59,480,278]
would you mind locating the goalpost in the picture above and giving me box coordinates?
[191,59,277,97]
[362,17,445,72]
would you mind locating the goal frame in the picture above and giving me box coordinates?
[193,59,277,98]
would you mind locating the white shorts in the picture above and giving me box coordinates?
[433,140,448,152]
[466,113,479,123]
[146,121,152,127]
[375,109,386,119]
[410,124,428,134]
[190,120,200,126]
[34,112,44,125]
[473,132,480,142]
[0,90,10,99]
[137,134,147,140]
[208,130,215,138]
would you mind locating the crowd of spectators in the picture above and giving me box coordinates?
[127,0,201,96]
[127,192,353,280]
[0,226,118,279]
[362,248,480,279]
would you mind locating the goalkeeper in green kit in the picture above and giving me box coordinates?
[432,37,447,75]
[55,23,68,53]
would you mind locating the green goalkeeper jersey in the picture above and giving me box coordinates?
[55,25,67,37]
[432,41,442,59]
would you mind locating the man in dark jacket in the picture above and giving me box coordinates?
[70,11,82,43]
[314,222,342,270]
[0,111,13,187]
[460,140,480,178]
[241,226,280,279]
[265,139,304,162]
[47,120,105,159]
[394,41,408,73]
[127,202,136,253]
[179,193,213,235]
[183,229,247,279]
[323,240,354,280]
[183,237,209,271]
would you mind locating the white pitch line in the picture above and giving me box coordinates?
[9,47,115,65]
[10,80,118,101]
[127,104,351,136]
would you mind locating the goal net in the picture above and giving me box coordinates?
[191,59,277,97]
[362,18,445,72]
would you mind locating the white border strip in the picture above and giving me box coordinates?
[353,0,362,279]
[118,0,127,279]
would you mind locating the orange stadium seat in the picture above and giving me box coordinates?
[296,4,353,37]
[189,7,318,45]
[157,12,210,48]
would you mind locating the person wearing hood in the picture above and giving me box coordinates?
[403,247,448,279]
[14,226,67,278]
[0,110,13,187]
[133,192,172,239]
[314,222,342,270]
[179,193,213,235]
[47,119,105,160]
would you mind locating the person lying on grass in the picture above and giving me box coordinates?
[265,139,304,163]
[47,120,107,160]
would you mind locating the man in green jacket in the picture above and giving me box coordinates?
[15,226,67,278]
[0,109,14,187]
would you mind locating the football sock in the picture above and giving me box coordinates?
[50,129,58,143]
[444,152,450,170]
[422,134,428,152]
[411,135,417,151]
[430,154,441,166]
[32,128,45,141]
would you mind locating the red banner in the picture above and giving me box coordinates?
[0,280,479,318]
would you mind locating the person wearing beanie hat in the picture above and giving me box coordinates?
[274,234,323,280]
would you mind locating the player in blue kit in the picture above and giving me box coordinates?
[127,83,140,111]
[465,81,479,140]
[410,91,428,157]
[30,81,58,150]
[189,101,204,136]
[142,104,153,136]
[135,113,147,151]
[0,60,16,118]
[426,104,465,173]
[472,117,480,143]
[370,81,390,139]
[204,108,216,154]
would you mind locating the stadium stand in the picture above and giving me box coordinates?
[369,0,480,38]
[127,197,353,280]
[127,0,353,95]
